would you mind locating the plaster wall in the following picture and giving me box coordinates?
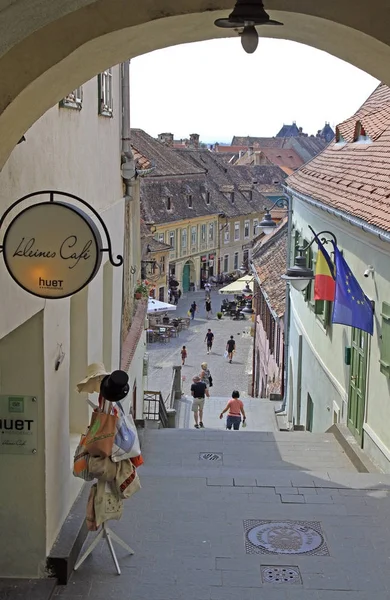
[221,214,260,273]
[255,314,284,398]
[0,312,46,576]
[0,66,130,575]
[288,195,390,466]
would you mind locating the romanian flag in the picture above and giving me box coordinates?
[314,237,335,301]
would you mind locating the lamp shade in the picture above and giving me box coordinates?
[242,283,253,295]
[281,256,314,291]
[258,212,277,235]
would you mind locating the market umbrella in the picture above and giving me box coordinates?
[218,275,253,295]
[147,298,177,314]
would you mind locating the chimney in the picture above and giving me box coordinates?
[254,151,262,165]
[298,127,303,136]
[158,132,174,147]
[189,133,200,149]
[248,145,254,157]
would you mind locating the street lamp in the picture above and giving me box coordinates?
[258,197,289,235]
[214,0,283,55]
[241,282,253,295]
[281,228,337,292]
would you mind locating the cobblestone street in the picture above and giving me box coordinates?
[146,289,254,402]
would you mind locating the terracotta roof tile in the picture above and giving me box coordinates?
[288,83,390,232]
[252,221,288,317]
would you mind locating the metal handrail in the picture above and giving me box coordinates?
[143,390,168,428]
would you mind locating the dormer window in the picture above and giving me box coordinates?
[188,195,193,208]
[206,192,210,205]
[353,121,372,144]
[230,192,234,204]
[335,126,346,144]
[166,197,172,210]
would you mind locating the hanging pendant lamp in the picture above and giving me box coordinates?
[214,0,283,54]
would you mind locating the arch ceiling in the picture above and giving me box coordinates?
[0,0,389,168]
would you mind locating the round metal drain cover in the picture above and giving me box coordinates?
[261,566,302,585]
[247,521,324,555]
[199,452,222,461]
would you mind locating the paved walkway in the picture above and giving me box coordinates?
[146,290,254,401]
[55,422,390,599]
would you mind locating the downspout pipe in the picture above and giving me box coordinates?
[121,60,136,197]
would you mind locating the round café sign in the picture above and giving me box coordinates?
[3,202,103,299]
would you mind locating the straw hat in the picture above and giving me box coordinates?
[76,362,110,394]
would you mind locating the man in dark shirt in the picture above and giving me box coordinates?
[204,329,214,354]
[226,335,236,364]
[190,375,207,429]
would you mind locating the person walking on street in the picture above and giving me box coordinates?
[220,390,246,430]
[190,375,207,429]
[181,345,187,366]
[178,288,182,300]
[205,297,212,319]
[189,301,197,320]
[226,335,236,363]
[199,362,212,398]
[204,329,214,354]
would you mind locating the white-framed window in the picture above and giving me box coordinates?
[169,231,175,249]
[158,233,165,244]
[191,226,197,246]
[201,224,206,242]
[223,254,229,273]
[224,223,230,243]
[98,69,113,117]
[181,229,187,249]
[234,252,239,270]
[244,220,250,239]
[234,222,240,241]
[160,256,165,273]
[253,219,259,236]
[209,222,214,241]
[60,86,83,110]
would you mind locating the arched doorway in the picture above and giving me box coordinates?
[182,260,195,292]
[0,1,389,169]
[182,262,191,292]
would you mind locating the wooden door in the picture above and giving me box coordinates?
[348,327,368,445]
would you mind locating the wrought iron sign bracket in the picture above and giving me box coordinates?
[0,190,123,267]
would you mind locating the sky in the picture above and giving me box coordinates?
[130,38,379,144]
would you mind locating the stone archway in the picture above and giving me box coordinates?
[0,0,389,168]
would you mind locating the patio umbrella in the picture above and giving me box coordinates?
[147,298,177,314]
[218,275,254,295]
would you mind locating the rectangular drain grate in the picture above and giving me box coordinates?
[261,565,302,585]
[199,452,223,462]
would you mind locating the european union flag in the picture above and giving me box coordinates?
[331,244,373,335]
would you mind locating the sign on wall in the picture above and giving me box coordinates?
[2,202,103,299]
[0,396,38,455]
[0,190,123,300]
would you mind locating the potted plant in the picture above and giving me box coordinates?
[217,311,223,320]
[134,280,149,299]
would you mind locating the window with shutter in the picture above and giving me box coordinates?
[380,301,390,378]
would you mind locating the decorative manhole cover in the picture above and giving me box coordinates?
[243,520,329,556]
[261,566,302,585]
[199,452,223,462]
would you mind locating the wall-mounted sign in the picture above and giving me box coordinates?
[2,202,103,299]
[0,396,38,455]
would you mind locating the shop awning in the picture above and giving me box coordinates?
[218,275,253,295]
[147,299,177,314]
